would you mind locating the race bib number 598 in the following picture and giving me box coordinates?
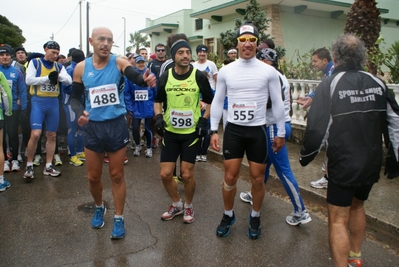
[89,83,120,108]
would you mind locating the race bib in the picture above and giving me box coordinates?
[135,90,148,101]
[40,82,57,92]
[89,83,120,109]
[229,102,256,122]
[170,109,194,128]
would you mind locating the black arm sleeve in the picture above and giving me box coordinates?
[195,70,214,104]
[124,66,146,87]
[71,82,85,118]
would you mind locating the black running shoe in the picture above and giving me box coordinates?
[247,215,261,239]
[216,212,236,237]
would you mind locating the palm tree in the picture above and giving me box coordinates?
[344,0,381,75]
[126,31,150,53]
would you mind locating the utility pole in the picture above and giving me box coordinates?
[122,17,126,54]
[79,0,85,50]
[86,1,90,56]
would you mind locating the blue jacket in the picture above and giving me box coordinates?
[0,65,27,110]
[62,61,77,105]
[124,67,157,119]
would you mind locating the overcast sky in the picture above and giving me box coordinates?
[3,0,191,56]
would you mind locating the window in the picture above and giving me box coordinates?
[195,19,203,31]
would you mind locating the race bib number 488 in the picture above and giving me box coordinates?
[89,83,120,108]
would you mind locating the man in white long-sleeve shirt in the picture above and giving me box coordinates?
[210,21,286,239]
[24,41,72,179]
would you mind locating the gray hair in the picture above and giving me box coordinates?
[331,34,366,67]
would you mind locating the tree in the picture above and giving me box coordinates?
[126,31,150,53]
[344,0,381,75]
[0,15,26,48]
[219,0,272,56]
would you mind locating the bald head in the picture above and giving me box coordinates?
[89,27,114,58]
[91,27,113,39]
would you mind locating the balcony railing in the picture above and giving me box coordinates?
[288,79,399,127]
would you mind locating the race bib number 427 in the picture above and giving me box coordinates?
[89,83,120,108]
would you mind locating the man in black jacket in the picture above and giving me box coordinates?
[299,34,399,267]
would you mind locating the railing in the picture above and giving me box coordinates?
[288,79,399,127]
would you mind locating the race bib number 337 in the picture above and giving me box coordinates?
[89,83,120,108]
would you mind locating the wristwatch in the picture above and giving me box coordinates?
[210,130,218,135]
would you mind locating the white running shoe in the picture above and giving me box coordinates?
[310,176,328,189]
[239,191,253,205]
[145,148,152,158]
[33,155,42,166]
[4,161,10,172]
[286,211,312,226]
[11,160,21,172]
[133,145,141,157]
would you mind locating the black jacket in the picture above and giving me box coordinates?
[299,65,399,186]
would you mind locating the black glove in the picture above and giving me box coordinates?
[155,114,166,137]
[48,71,59,86]
[19,110,27,124]
[196,117,209,137]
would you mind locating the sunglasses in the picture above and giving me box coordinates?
[237,37,258,44]
[156,49,166,52]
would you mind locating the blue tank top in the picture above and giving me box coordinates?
[82,55,126,121]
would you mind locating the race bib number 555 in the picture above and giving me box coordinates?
[229,102,256,122]
[89,83,120,108]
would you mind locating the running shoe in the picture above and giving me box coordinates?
[11,160,21,172]
[33,155,42,166]
[7,151,12,160]
[286,211,312,226]
[247,215,261,239]
[124,156,128,165]
[17,154,23,163]
[92,206,106,229]
[23,166,34,179]
[104,156,109,163]
[4,161,10,172]
[310,175,328,189]
[183,206,195,224]
[195,155,201,162]
[0,180,11,192]
[53,154,62,166]
[348,257,363,267]
[161,205,184,221]
[133,145,141,157]
[216,212,236,237]
[239,191,253,205]
[69,155,83,166]
[200,155,207,162]
[110,217,125,239]
[76,152,86,161]
[145,148,152,158]
[43,165,61,177]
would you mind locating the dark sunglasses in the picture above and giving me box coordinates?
[156,49,166,52]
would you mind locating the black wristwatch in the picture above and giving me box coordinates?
[210,130,218,135]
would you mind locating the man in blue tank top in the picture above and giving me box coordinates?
[71,27,156,240]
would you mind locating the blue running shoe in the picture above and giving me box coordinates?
[0,180,11,192]
[91,206,106,229]
[216,212,236,237]
[247,215,261,239]
[110,217,125,239]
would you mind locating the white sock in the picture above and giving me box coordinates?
[224,209,234,217]
[0,175,4,184]
[114,215,123,219]
[172,200,183,209]
[184,203,192,209]
[251,209,260,217]
[46,163,52,169]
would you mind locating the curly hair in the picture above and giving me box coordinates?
[331,34,366,67]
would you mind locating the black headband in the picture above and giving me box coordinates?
[170,40,191,61]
